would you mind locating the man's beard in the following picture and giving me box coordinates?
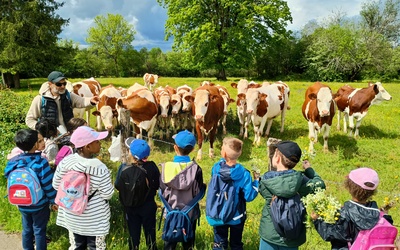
[50,85,66,95]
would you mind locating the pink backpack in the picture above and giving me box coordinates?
[349,211,398,250]
[55,170,94,215]
[55,146,73,166]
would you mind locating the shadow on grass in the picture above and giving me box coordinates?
[357,124,399,139]
[329,134,358,160]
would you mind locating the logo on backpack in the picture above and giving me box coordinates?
[159,187,205,242]
[349,211,398,249]
[206,168,238,226]
[7,157,44,206]
[55,170,93,215]
[270,193,306,240]
[115,163,149,207]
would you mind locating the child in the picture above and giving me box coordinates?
[210,137,259,250]
[311,167,394,249]
[54,117,87,166]
[160,130,206,250]
[258,140,326,250]
[4,129,57,250]
[115,138,160,250]
[7,130,46,160]
[52,126,114,250]
[35,118,59,165]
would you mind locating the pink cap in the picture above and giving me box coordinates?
[70,126,108,148]
[348,167,379,190]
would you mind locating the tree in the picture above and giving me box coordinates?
[86,14,136,77]
[0,0,68,88]
[157,0,292,80]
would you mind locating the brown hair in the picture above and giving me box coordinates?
[222,137,243,160]
[66,118,87,133]
[275,149,297,169]
[344,178,376,202]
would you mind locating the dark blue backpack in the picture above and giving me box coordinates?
[159,186,205,242]
[206,166,238,226]
[270,193,306,240]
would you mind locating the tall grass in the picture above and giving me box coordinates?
[0,78,399,249]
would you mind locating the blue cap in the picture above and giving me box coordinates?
[173,130,196,148]
[129,139,150,161]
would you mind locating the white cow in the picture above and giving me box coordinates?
[231,79,250,138]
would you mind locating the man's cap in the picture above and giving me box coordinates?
[272,141,302,163]
[70,126,108,148]
[48,71,67,83]
[348,167,379,190]
[173,130,196,148]
[126,138,150,161]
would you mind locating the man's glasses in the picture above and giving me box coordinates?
[55,81,67,87]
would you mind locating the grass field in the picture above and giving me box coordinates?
[0,77,399,249]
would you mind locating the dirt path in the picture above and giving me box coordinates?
[0,230,23,250]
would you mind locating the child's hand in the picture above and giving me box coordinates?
[310,211,319,221]
[302,160,311,170]
[252,170,260,180]
[50,204,58,211]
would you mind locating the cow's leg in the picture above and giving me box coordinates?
[208,127,217,158]
[244,114,250,139]
[238,110,244,137]
[308,121,316,153]
[221,114,227,135]
[322,124,330,152]
[354,116,364,138]
[85,109,91,126]
[347,114,354,136]
[196,125,203,161]
[96,116,102,131]
[337,111,342,131]
[280,108,286,133]
[147,117,157,147]
[165,117,171,139]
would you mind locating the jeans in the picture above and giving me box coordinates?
[20,205,50,250]
[259,239,298,250]
[213,221,245,250]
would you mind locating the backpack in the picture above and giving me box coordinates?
[205,168,238,226]
[55,145,73,166]
[7,156,44,206]
[55,170,96,215]
[270,193,306,240]
[159,186,205,242]
[114,163,149,207]
[349,211,398,250]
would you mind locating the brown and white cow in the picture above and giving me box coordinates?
[72,77,102,126]
[215,85,235,134]
[231,79,250,138]
[143,73,159,90]
[245,83,290,146]
[302,82,336,153]
[127,82,148,97]
[116,88,158,146]
[184,85,224,160]
[92,84,121,133]
[177,85,195,132]
[334,82,392,137]
[154,86,173,139]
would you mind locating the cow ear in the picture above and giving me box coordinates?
[308,93,317,100]
[92,110,100,116]
[184,95,194,102]
[237,93,246,100]
[112,109,119,118]
[171,99,178,105]
[211,94,219,102]
[231,83,238,89]
[260,93,268,101]
[229,98,235,103]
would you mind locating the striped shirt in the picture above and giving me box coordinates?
[53,153,114,236]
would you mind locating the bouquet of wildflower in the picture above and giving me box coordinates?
[302,188,341,226]
[301,146,316,161]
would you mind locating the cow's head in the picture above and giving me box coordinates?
[236,93,247,115]
[246,88,263,114]
[371,82,392,105]
[170,94,182,115]
[309,87,333,117]
[189,89,219,121]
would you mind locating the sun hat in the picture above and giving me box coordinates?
[172,130,196,148]
[70,126,108,148]
[348,167,379,190]
[47,71,67,83]
[271,141,302,163]
[126,138,150,161]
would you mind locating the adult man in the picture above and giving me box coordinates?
[26,71,99,131]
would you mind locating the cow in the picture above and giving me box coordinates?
[334,82,392,137]
[116,88,158,146]
[71,77,102,126]
[215,85,235,134]
[127,82,148,97]
[231,79,250,138]
[245,83,290,146]
[177,85,194,132]
[302,82,336,153]
[154,86,173,139]
[184,85,224,160]
[92,84,121,133]
[143,73,159,90]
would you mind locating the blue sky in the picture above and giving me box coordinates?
[56,0,364,51]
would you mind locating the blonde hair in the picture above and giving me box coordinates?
[222,137,243,160]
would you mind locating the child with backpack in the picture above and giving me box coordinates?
[311,167,397,250]
[35,118,59,166]
[4,129,57,250]
[207,137,259,250]
[52,126,114,250]
[115,138,160,250]
[159,130,206,250]
[258,140,326,250]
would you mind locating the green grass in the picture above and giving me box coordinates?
[1,78,399,249]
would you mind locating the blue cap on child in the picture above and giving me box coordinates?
[128,139,150,161]
[173,130,196,148]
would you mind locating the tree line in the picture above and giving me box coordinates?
[1,0,400,88]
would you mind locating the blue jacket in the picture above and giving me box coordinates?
[210,158,259,225]
[4,153,56,213]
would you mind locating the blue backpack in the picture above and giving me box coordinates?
[6,156,44,206]
[270,193,306,240]
[206,166,238,226]
[159,186,205,242]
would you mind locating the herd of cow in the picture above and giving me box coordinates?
[63,75,392,160]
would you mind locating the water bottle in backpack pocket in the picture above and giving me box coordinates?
[7,157,44,206]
